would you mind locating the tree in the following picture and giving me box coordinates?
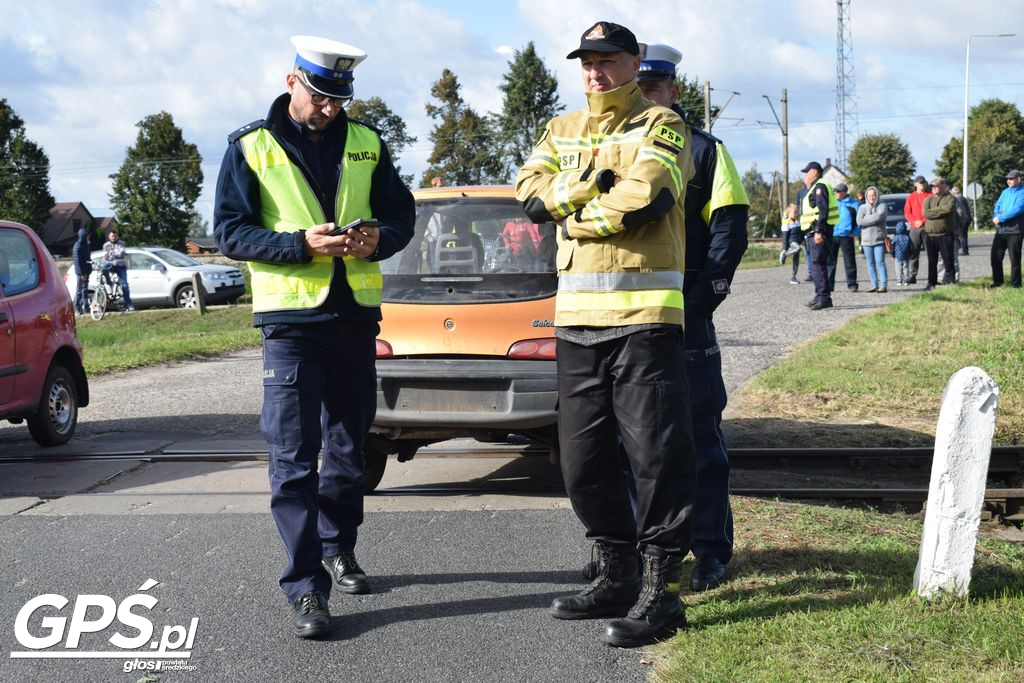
[187,211,209,239]
[673,75,718,131]
[109,111,202,250]
[741,164,782,237]
[494,42,564,182]
[422,69,502,187]
[847,133,915,194]
[0,99,55,232]
[935,98,1024,221]
[347,97,417,185]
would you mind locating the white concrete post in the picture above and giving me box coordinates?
[913,366,999,598]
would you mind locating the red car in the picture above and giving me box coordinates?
[0,221,89,445]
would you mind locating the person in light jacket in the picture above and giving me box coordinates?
[857,186,888,292]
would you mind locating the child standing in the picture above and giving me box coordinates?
[892,221,913,286]
[779,203,803,284]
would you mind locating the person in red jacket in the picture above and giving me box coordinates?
[903,175,931,285]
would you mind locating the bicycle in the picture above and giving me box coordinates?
[89,267,125,321]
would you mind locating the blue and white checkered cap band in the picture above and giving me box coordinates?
[639,59,676,76]
[295,54,353,82]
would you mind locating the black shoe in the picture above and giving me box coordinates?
[848,286,859,293]
[922,284,935,292]
[907,277,917,284]
[322,551,371,594]
[602,547,687,648]
[690,557,727,592]
[809,300,833,310]
[292,591,332,639]
[804,276,814,282]
[552,542,640,620]
[805,298,818,308]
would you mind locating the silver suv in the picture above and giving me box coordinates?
[65,247,246,309]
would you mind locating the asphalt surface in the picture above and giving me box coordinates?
[0,235,998,682]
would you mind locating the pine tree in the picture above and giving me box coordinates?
[109,111,202,250]
[0,99,55,233]
[494,42,563,181]
[422,69,501,187]
[346,97,417,186]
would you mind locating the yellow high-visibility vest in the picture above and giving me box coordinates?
[800,180,839,231]
[238,122,383,311]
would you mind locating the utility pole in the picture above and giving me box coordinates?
[762,89,789,209]
[835,0,857,170]
[703,81,712,133]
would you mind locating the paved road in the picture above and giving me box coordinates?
[0,235,996,682]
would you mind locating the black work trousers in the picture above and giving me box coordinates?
[810,227,834,303]
[925,233,955,286]
[991,231,1023,287]
[556,328,695,556]
[826,234,859,290]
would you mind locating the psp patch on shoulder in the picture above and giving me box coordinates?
[559,151,582,170]
[654,125,684,148]
[712,279,730,294]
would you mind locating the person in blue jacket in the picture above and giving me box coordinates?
[828,183,860,292]
[990,169,1024,288]
[214,35,414,638]
[71,226,92,314]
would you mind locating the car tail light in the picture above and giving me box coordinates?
[507,338,557,360]
[376,339,393,358]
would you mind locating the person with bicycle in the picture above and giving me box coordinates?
[100,230,134,312]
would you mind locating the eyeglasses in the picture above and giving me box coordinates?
[294,73,348,108]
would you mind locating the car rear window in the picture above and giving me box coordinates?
[0,229,40,297]
[379,197,557,304]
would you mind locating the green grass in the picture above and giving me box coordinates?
[654,497,1024,682]
[739,241,783,270]
[737,282,1024,444]
[76,306,259,375]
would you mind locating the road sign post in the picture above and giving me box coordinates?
[964,182,983,230]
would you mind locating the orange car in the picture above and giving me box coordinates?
[366,185,557,489]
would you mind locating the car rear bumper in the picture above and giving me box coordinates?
[373,358,557,430]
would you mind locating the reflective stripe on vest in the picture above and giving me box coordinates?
[239,123,383,312]
[800,180,839,231]
[556,270,685,316]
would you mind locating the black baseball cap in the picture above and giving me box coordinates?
[800,161,822,173]
[1006,169,1022,179]
[567,21,640,59]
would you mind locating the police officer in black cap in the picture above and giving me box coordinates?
[214,35,414,638]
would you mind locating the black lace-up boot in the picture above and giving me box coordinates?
[550,542,641,620]
[292,591,332,638]
[602,546,686,647]
[322,551,371,594]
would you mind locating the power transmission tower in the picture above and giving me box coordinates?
[835,0,858,170]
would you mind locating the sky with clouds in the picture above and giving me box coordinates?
[2,0,1022,226]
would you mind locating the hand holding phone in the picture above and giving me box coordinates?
[328,218,379,237]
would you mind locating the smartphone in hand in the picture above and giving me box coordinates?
[327,218,380,237]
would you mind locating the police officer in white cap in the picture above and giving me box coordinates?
[633,42,749,593]
[214,35,414,638]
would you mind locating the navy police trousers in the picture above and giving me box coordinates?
[260,321,378,603]
[684,314,733,564]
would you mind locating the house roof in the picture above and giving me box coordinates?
[186,237,218,249]
[96,216,118,233]
[40,202,94,250]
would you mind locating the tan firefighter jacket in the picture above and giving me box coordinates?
[515,82,694,328]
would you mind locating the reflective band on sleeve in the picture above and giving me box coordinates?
[639,147,683,195]
[558,270,684,291]
[584,196,617,236]
[556,288,684,313]
[527,151,560,173]
[553,172,576,219]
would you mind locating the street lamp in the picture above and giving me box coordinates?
[963,33,1014,228]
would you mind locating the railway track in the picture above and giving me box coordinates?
[2,445,1021,525]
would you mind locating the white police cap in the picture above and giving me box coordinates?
[290,35,367,99]
[637,43,682,82]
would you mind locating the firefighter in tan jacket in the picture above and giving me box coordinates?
[515,21,697,649]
